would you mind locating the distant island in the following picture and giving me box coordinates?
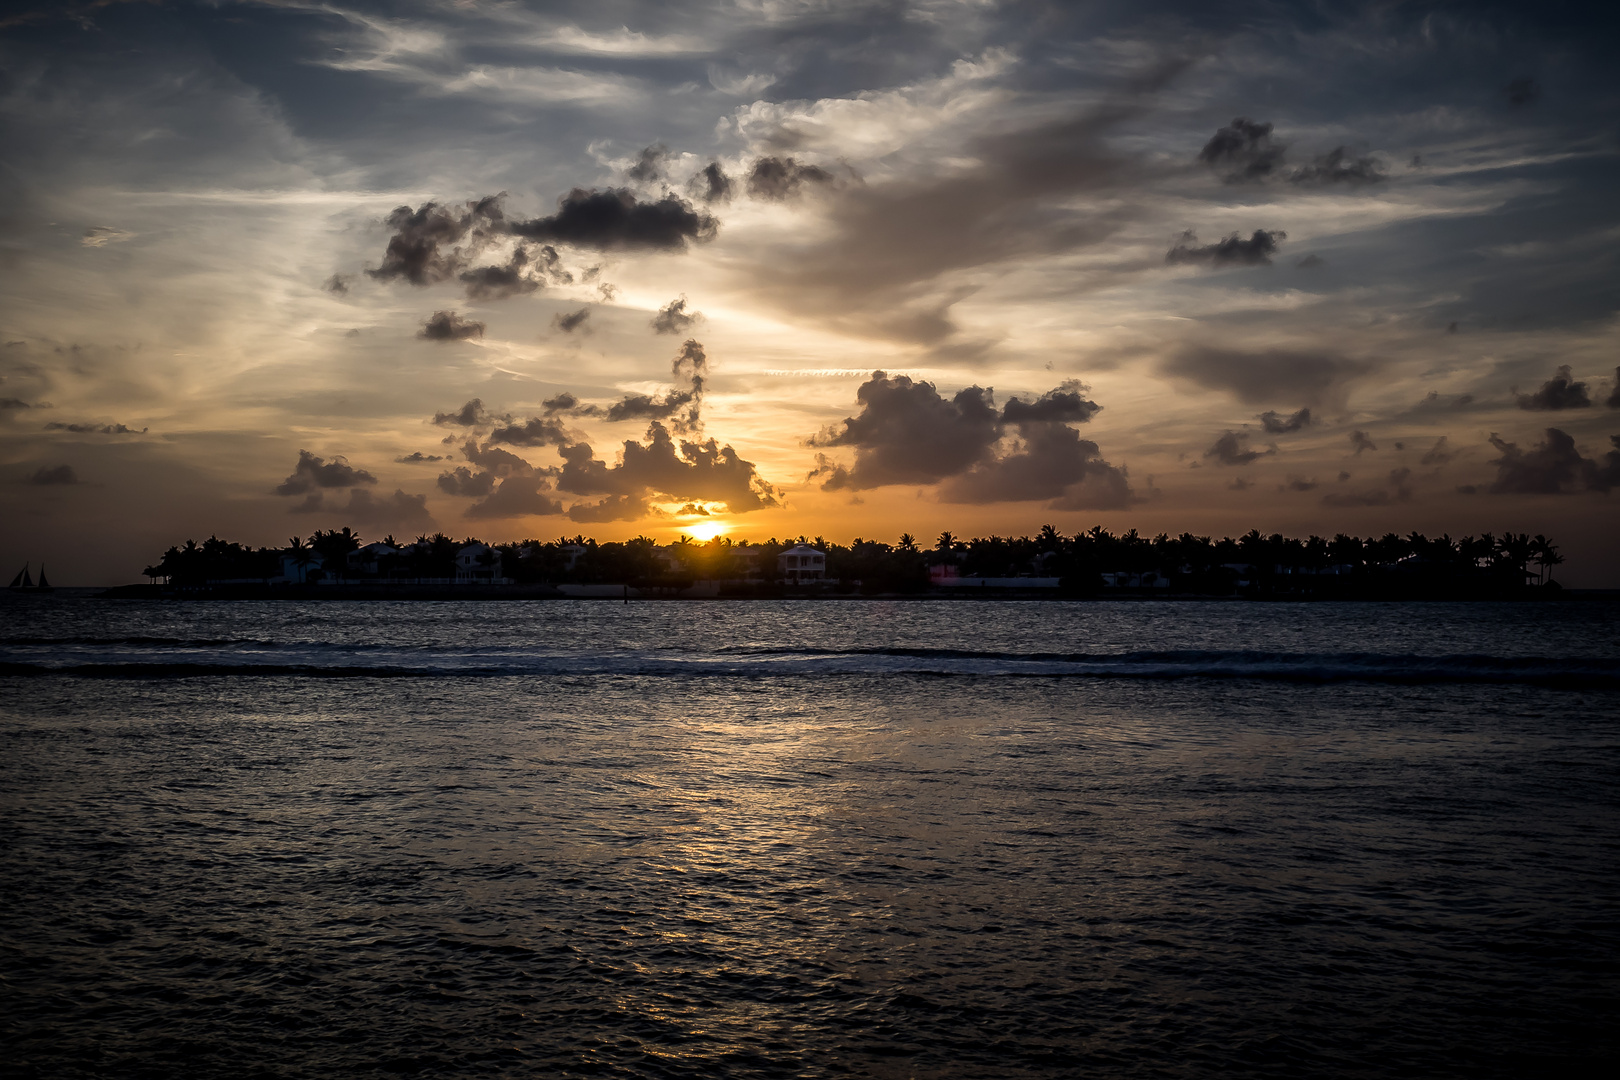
[98,525,1573,600]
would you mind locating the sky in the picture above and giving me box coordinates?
[1,0,1617,585]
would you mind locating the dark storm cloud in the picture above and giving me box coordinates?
[1609,368,1620,409]
[552,308,590,333]
[44,421,145,434]
[26,464,78,485]
[694,162,732,204]
[419,311,485,342]
[809,372,1001,488]
[1,398,37,410]
[651,296,702,335]
[1000,381,1100,426]
[607,390,697,424]
[1289,147,1385,186]
[1349,430,1377,455]
[432,399,487,427]
[1204,431,1273,466]
[274,450,376,495]
[809,371,1130,505]
[1295,254,1325,269]
[486,415,571,448]
[395,452,446,463]
[1161,346,1377,406]
[1281,476,1318,492]
[1420,437,1455,466]
[508,188,717,251]
[1257,408,1312,434]
[1166,229,1285,267]
[556,423,779,513]
[1322,467,1413,507]
[626,145,668,183]
[1516,365,1592,410]
[1198,117,1285,183]
[747,157,835,200]
[1486,428,1620,494]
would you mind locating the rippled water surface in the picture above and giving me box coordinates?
[3,597,1618,1077]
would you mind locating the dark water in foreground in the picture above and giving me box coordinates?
[2,598,1617,1078]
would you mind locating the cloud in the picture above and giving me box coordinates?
[80,225,133,247]
[626,144,667,183]
[543,392,603,417]
[809,371,1129,505]
[553,308,590,333]
[1505,77,1540,107]
[369,196,506,287]
[1486,428,1620,494]
[274,450,377,495]
[289,487,434,529]
[567,493,651,523]
[1322,467,1413,507]
[44,421,146,434]
[1516,365,1591,410]
[324,273,350,295]
[1349,430,1377,455]
[1281,475,1318,492]
[1410,390,1476,413]
[746,156,835,200]
[1609,368,1620,409]
[432,399,487,426]
[486,415,571,448]
[395,452,446,463]
[1161,346,1377,406]
[1420,437,1455,466]
[466,476,565,520]
[1204,431,1273,466]
[1,398,37,410]
[1290,147,1385,186]
[1000,380,1100,425]
[604,338,707,432]
[419,310,485,341]
[651,296,703,335]
[556,423,779,513]
[1166,229,1285,267]
[460,245,567,300]
[940,422,1131,508]
[26,464,78,485]
[508,188,717,251]
[437,466,496,497]
[1296,254,1325,269]
[1198,117,1285,183]
[693,161,732,203]
[1257,407,1312,434]
[809,372,1001,488]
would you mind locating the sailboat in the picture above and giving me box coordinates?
[8,563,52,591]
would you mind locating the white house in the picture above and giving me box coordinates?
[777,543,826,582]
[455,543,509,584]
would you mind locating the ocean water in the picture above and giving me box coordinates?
[2,597,1617,1078]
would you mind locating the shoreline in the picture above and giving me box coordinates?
[10,584,1614,602]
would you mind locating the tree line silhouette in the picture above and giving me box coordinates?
[141,524,1565,599]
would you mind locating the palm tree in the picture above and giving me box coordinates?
[1530,535,1563,585]
[898,533,917,551]
[935,531,956,551]
[1038,523,1061,550]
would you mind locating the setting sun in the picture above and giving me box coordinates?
[683,521,730,542]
